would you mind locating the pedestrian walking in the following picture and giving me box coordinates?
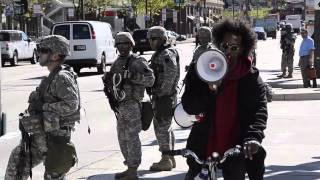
[146,26,180,171]
[278,23,296,78]
[181,20,268,180]
[102,32,155,180]
[5,35,80,180]
[299,28,316,88]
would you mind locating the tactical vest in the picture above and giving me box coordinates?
[149,46,180,95]
[110,54,147,102]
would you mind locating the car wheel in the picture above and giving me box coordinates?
[140,51,144,55]
[97,54,106,74]
[1,60,5,67]
[30,51,37,64]
[10,52,18,66]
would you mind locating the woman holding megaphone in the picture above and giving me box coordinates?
[181,20,268,180]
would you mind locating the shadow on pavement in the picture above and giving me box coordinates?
[86,174,114,180]
[264,159,320,180]
[139,170,186,180]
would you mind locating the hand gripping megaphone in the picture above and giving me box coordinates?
[195,48,228,83]
[174,103,204,128]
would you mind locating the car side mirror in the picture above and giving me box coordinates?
[27,38,31,43]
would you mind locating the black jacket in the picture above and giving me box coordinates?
[181,64,268,161]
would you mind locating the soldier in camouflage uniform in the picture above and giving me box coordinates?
[192,26,214,63]
[278,23,296,78]
[147,26,180,171]
[5,35,80,180]
[102,32,154,180]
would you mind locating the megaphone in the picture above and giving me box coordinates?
[195,49,228,83]
[174,103,204,128]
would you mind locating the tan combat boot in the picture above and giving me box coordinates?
[115,168,129,179]
[118,167,138,180]
[149,155,173,171]
[170,156,176,168]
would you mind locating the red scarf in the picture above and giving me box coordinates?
[206,56,252,157]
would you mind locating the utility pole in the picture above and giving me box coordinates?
[315,3,320,76]
[145,0,148,28]
[179,0,181,36]
[79,0,84,20]
[232,0,235,20]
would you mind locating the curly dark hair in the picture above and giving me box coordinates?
[212,19,256,57]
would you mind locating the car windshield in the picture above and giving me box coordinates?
[0,33,10,41]
[254,27,265,32]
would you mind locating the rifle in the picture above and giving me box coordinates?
[102,72,119,114]
[17,112,32,179]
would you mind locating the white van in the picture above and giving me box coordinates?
[51,21,117,74]
[285,15,302,33]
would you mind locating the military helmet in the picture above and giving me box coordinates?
[115,32,135,46]
[37,35,70,56]
[147,26,168,41]
[284,23,293,32]
[197,26,212,41]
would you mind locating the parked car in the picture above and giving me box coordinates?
[51,21,117,74]
[172,31,187,41]
[132,29,152,55]
[252,27,267,40]
[166,30,177,46]
[0,30,37,66]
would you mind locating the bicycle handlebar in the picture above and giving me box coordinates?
[163,145,242,165]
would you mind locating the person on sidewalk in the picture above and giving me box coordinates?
[102,32,155,180]
[278,23,296,78]
[146,26,180,171]
[181,20,268,180]
[5,35,80,180]
[299,28,316,88]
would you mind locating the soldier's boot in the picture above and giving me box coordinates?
[277,73,286,78]
[115,168,129,179]
[284,73,293,78]
[170,156,176,168]
[149,155,173,171]
[118,167,138,180]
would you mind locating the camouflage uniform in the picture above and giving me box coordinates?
[147,26,180,171]
[280,24,296,78]
[5,35,80,180]
[104,32,155,174]
[192,26,214,63]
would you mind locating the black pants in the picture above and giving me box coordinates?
[186,147,266,180]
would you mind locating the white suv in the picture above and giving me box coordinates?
[0,30,37,66]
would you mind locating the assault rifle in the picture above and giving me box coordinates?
[17,113,32,179]
[102,72,119,113]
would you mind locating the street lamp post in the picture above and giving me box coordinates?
[145,0,148,28]
[232,0,235,20]
[256,0,258,18]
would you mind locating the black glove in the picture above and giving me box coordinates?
[28,100,43,112]
[146,87,152,96]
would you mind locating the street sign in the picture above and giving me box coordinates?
[5,5,13,16]
[173,11,177,23]
[162,9,166,21]
[68,8,74,17]
[174,0,184,4]
[33,4,42,14]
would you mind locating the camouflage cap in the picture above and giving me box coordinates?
[38,35,70,56]
[115,32,135,46]
[197,26,212,40]
[147,26,168,41]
